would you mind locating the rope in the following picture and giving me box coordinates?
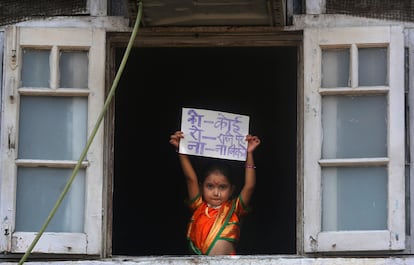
[17,2,143,263]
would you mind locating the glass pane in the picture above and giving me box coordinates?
[359,47,387,86]
[322,95,387,158]
[15,167,85,232]
[60,51,89,88]
[322,167,387,231]
[321,48,350,88]
[21,49,50,88]
[18,96,87,160]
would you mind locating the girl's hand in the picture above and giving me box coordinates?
[169,131,184,149]
[246,134,261,153]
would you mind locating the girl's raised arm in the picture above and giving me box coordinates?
[240,135,261,206]
[170,131,200,199]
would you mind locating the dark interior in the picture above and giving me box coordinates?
[112,46,297,255]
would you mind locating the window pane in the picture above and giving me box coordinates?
[321,48,350,88]
[322,95,387,158]
[18,96,87,160]
[358,47,387,86]
[322,167,387,231]
[21,49,50,88]
[15,167,85,232]
[60,51,88,88]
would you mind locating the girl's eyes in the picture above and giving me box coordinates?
[219,185,228,190]
[205,183,229,190]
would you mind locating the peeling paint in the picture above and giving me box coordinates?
[309,235,318,251]
[305,97,310,113]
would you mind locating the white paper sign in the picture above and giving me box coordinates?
[179,107,250,161]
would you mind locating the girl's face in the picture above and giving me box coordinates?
[202,172,234,207]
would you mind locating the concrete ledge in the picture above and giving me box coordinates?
[2,256,414,265]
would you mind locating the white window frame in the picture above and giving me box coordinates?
[408,28,414,254]
[0,26,105,255]
[303,26,405,252]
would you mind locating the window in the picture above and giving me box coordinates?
[303,26,405,252]
[110,46,298,256]
[0,27,105,255]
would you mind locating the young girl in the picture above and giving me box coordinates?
[169,131,261,255]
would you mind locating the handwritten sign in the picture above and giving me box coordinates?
[179,107,250,161]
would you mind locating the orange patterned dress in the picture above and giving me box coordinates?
[186,194,250,255]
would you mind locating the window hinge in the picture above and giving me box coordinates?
[10,26,17,70]
[8,126,15,150]
[10,50,17,70]
[1,217,12,252]
[8,77,15,100]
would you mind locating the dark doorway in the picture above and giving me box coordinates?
[112,46,297,255]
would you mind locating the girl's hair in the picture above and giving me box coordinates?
[200,159,235,185]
